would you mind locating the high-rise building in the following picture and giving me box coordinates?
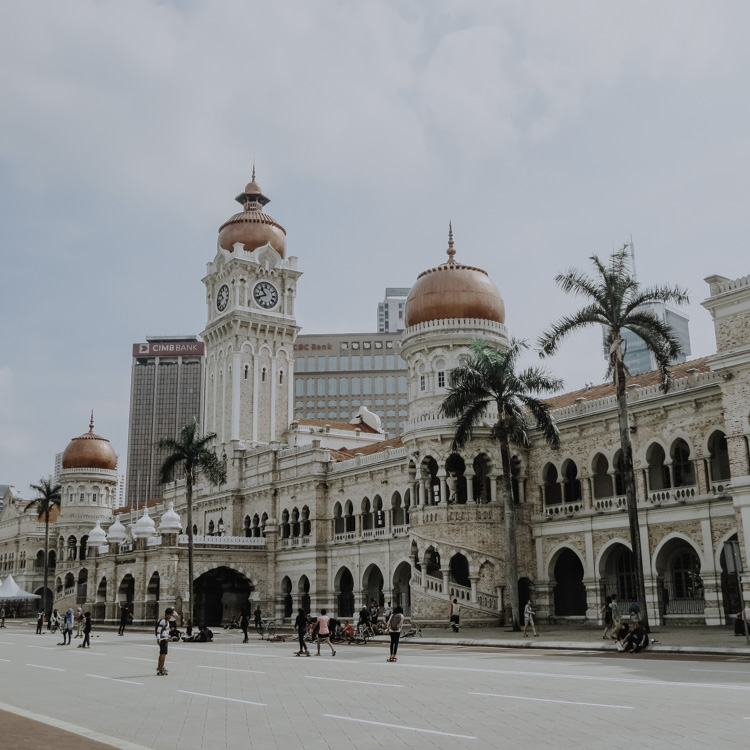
[125,335,204,506]
[294,332,408,436]
[377,287,410,333]
[620,302,691,375]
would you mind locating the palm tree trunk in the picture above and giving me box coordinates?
[501,442,521,631]
[43,511,50,616]
[186,472,194,634]
[615,361,650,631]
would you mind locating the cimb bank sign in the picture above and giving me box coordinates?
[133,342,205,357]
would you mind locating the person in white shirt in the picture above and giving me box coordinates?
[156,607,174,676]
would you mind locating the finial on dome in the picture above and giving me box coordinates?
[89,410,94,433]
[251,160,256,183]
[446,221,456,262]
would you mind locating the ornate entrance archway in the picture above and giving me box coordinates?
[193,567,253,627]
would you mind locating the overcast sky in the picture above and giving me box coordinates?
[2,1,750,498]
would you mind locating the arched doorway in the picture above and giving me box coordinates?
[445,454,467,504]
[449,553,470,588]
[298,575,311,614]
[146,572,160,621]
[654,537,704,617]
[362,564,384,607]
[392,562,411,616]
[193,567,253,627]
[118,574,134,605]
[720,534,742,624]
[598,543,636,604]
[335,567,354,618]
[77,568,88,606]
[94,577,107,621]
[281,576,293,618]
[553,549,586,616]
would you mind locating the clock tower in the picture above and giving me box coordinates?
[201,171,301,448]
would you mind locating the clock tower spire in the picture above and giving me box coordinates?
[201,171,301,449]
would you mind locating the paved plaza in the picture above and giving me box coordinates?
[1,622,750,749]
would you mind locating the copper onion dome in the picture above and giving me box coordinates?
[61,413,118,471]
[217,166,287,257]
[404,224,506,327]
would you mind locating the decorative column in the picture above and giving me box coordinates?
[440,565,451,598]
[437,469,447,505]
[488,474,498,504]
[469,574,479,604]
[463,468,475,503]
[580,475,593,510]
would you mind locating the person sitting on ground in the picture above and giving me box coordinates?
[623,622,649,653]
[614,621,631,651]
[376,604,386,633]
[225,615,239,630]
[184,625,213,643]
[342,621,355,642]
[168,620,182,641]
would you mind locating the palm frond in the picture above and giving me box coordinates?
[538,305,608,357]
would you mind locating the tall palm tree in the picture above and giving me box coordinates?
[159,418,226,631]
[440,338,562,630]
[26,476,62,616]
[538,247,689,630]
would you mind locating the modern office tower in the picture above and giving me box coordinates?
[377,287,410,333]
[619,302,691,375]
[54,452,63,485]
[125,335,204,506]
[293,332,408,436]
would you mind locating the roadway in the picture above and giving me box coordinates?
[0,624,748,749]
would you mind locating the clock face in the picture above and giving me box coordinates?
[216,284,230,312]
[253,281,279,310]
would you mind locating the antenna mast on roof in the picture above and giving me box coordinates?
[628,234,637,281]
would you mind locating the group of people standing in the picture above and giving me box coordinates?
[37,607,92,647]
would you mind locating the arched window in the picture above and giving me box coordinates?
[244,515,252,538]
[592,454,613,499]
[344,501,355,532]
[708,431,731,483]
[671,439,694,487]
[333,502,344,534]
[543,464,562,505]
[301,506,311,536]
[281,510,290,539]
[647,444,670,491]
[67,535,77,560]
[252,514,260,537]
[208,520,215,535]
[562,460,582,504]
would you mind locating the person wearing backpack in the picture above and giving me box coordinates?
[386,605,405,662]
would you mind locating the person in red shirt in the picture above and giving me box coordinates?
[315,609,336,657]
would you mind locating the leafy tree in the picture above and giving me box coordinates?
[26,476,62,615]
[440,338,562,630]
[159,419,226,631]
[538,247,688,630]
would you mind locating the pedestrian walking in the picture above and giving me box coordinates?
[49,608,60,633]
[523,599,539,637]
[79,611,92,648]
[156,607,173,676]
[0,603,5,628]
[294,608,310,656]
[601,596,614,639]
[610,594,621,632]
[240,611,249,643]
[450,598,461,632]
[75,607,84,638]
[386,605,404,662]
[628,598,641,623]
[315,608,336,656]
[118,602,132,636]
[59,608,74,645]
[254,605,262,633]
[36,610,44,635]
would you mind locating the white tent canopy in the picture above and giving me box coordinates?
[0,574,40,600]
